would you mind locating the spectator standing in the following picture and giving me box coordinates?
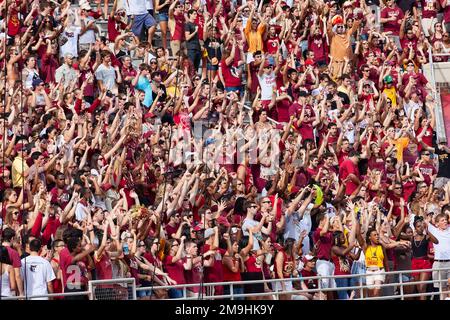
[185,10,202,71]
[20,239,55,300]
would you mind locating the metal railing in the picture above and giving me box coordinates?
[1,266,448,300]
[136,267,450,301]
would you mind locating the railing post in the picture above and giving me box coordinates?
[131,279,137,300]
[183,287,187,299]
[230,283,234,300]
[438,268,443,300]
[359,274,364,299]
[88,281,94,300]
[399,271,404,300]
[318,275,322,300]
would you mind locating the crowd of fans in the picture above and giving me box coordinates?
[0,0,450,301]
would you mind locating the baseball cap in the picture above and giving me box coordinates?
[303,254,316,264]
[80,2,92,10]
[264,60,273,68]
[144,112,156,120]
[384,75,393,83]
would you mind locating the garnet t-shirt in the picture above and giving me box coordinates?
[380,7,404,35]
[163,255,186,285]
[339,159,360,195]
[312,228,333,261]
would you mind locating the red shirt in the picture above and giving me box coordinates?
[381,6,404,35]
[59,247,89,288]
[415,126,433,150]
[95,251,113,280]
[107,17,127,42]
[339,159,360,195]
[308,35,327,62]
[6,246,21,268]
[415,163,437,185]
[220,59,241,87]
[222,256,242,282]
[202,245,225,284]
[421,0,439,18]
[40,53,59,83]
[312,228,333,261]
[163,255,186,285]
[265,33,281,55]
[172,13,185,41]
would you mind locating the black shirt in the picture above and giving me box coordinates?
[185,22,201,51]
[436,147,450,178]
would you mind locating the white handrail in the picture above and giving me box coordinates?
[2,266,448,300]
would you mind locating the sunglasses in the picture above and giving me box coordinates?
[262,201,271,204]
[423,153,430,156]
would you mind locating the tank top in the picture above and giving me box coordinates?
[412,236,429,258]
[274,250,295,278]
[222,256,242,282]
[365,245,384,268]
[1,267,12,297]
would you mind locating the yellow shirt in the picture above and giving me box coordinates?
[383,87,397,107]
[365,245,384,268]
[244,21,266,53]
[12,156,29,188]
[394,137,410,163]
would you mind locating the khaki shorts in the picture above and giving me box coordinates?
[366,268,385,287]
[432,260,450,289]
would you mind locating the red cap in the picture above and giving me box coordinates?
[193,225,203,232]
[331,15,344,26]
[144,112,156,120]
[264,60,273,68]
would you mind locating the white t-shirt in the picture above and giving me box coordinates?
[257,72,276,101]
[126,0,148,15]
[60,26,82,58]
[79,16,96,45]
[242,217,262,251]
[427,224,450,260]
[20,255,56,300]
[95,64,117,92]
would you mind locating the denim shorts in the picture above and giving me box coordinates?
[132,13,156,36]
[207,62,219,71]
[157,12,169,22]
